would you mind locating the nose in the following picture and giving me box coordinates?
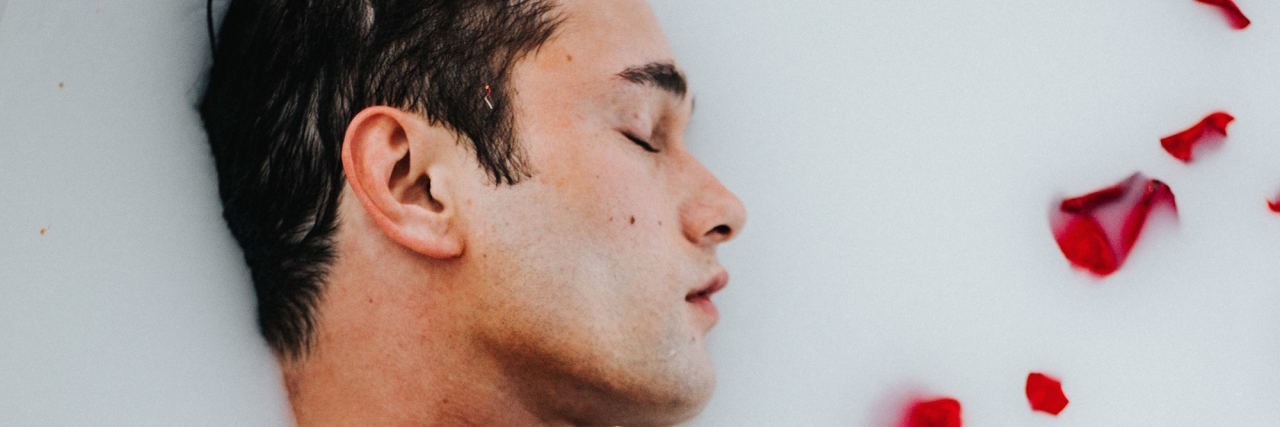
[680,157,747,247]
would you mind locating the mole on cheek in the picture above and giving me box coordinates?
[630,216,636,225]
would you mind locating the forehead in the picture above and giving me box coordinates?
[518,0,677,97]
[554,0,671,56]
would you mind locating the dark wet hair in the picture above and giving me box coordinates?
[198,0,561,360]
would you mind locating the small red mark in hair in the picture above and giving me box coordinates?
[1196,0,1251,29]
[1026,372,1069,415]
[1160,112,1234,163]
[1050,173,1178,277]
[901,397,962,427]
[483,85,494,109]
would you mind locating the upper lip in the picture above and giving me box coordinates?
[686,269,729,301]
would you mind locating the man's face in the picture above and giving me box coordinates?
[450,0,745,423]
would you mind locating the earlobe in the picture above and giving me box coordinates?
[341,106,465,259]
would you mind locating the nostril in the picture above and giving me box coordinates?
[709,224,731,236]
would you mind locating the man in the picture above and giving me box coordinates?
[200,0,745,425]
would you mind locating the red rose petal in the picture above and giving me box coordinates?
[1196,0,1251,29]
[1120,180,1176,255]
[901,398,962,427]
[1160,112,1234,163]
[1050,173,1177,276]
[1060,180,1128,214]
[1056,216,1118,276]
[1268,198,1280,213]
[1026,372,1069,416]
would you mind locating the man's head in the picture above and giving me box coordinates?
[201,0,745,424]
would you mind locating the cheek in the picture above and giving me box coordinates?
[465,127,687,316]
[463,170,707,391]
[483,174,679,323]
[534,134,670,231]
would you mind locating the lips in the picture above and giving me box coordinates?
[686,270,727,301]
[686,270,728,322]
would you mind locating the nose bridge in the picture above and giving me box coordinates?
[677,151,746,246]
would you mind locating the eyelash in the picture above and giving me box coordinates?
[623,133,660,153]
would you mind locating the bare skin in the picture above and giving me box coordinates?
[284,1,746,425]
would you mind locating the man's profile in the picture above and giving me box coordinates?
[199,0,745,424]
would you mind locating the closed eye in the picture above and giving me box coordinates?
[623,133,661,153]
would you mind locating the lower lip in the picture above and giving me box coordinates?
[687,295,719,321]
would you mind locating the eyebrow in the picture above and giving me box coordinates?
[616,62,688,99]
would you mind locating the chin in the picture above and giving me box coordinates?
[562,369,715,427]
[621,359,718,425]
[668,339,718,417]
[664,378,717,424]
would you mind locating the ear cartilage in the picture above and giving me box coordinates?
[483,85,494,110]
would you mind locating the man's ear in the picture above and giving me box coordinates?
[342,106,465,259]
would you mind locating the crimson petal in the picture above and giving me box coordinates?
[901,398,962,427]
[1056,216,1118,276]
[1268,198,1280,213]
[1050,173,1177,277]
[1060,180,1129,214]
[1026,373,1069,415]
[1120,180,1176,255]
[1196,0,1251,29]
[1161,112,1234,163]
